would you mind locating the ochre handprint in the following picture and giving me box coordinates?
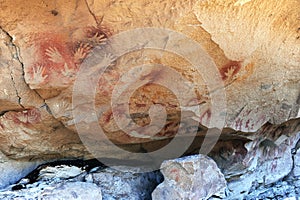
[73,43,92,65]
[62,63,75,77]
[45,47,64,63]
[224,66,236,80]
[85,26,108,45]
[90,32,107,44]
[30,65,48,85]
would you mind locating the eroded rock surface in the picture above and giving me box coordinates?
[0,0,298,161]
[0,164,161,200]
[152,154,227,200]
[0,180,103,200]
[0,0,299,197]
[85,166,163,200]
[0,152,40,189]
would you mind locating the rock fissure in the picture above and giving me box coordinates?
[0,0,299,199]
[83,0,100,26]
[0,26,56,118]
[0,27,25,109]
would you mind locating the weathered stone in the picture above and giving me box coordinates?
[0,152,40,189]
[0,0,298,162]
[152,154,227,200]
[0,163,162,200]
[0,181,102,200]
[291,144,300,178]
[0,0,299,196]
[38,165,84,181]
[209,120,300,198]
[86,166,163,200]
[39,182,102,200]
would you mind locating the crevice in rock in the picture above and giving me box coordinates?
[0,111,9,117]
[284,137,300,180]
[8,71,23,108]
[0,26,24,108]
[83,0,100,26]
[0,26,54,117]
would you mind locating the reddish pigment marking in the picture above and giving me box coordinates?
[271,160,277,172]
[135,103,147,108]
[245,119,250,128]
[170,168,180,182]
[219,61,242,80]
[235,118,243,130]
[200,109,211,125]
[27,32,79,88]
[84,25,111,39]
[0,123,4,129]
[245,109,251,116]
[166,103,178,108]
[103,111,113,123]
[187,97,204,107]
[97,70,120,96]
[26,108,42,124]
[6,108,41,126]
[36,33,75,69]
[72,42,93,66]
[26,24,113,89]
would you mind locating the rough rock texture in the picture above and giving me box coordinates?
[152,154,227,200]
[0,0,299,196]
[1,153,300,199]
[85,166,163,200]
[0,0,299,160]
[208,120,300,198]
[235,142,300,199]
[0,164,161,200]
[0,180,103,200]
[41,182,103,200]
[0,152,40,189]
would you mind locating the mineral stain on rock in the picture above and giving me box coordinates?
[0,0,299,199]
[51,10,58,16]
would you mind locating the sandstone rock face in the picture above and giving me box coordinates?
[0,0,299,196]
[0,0,299,161]
[152,154,227,200]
